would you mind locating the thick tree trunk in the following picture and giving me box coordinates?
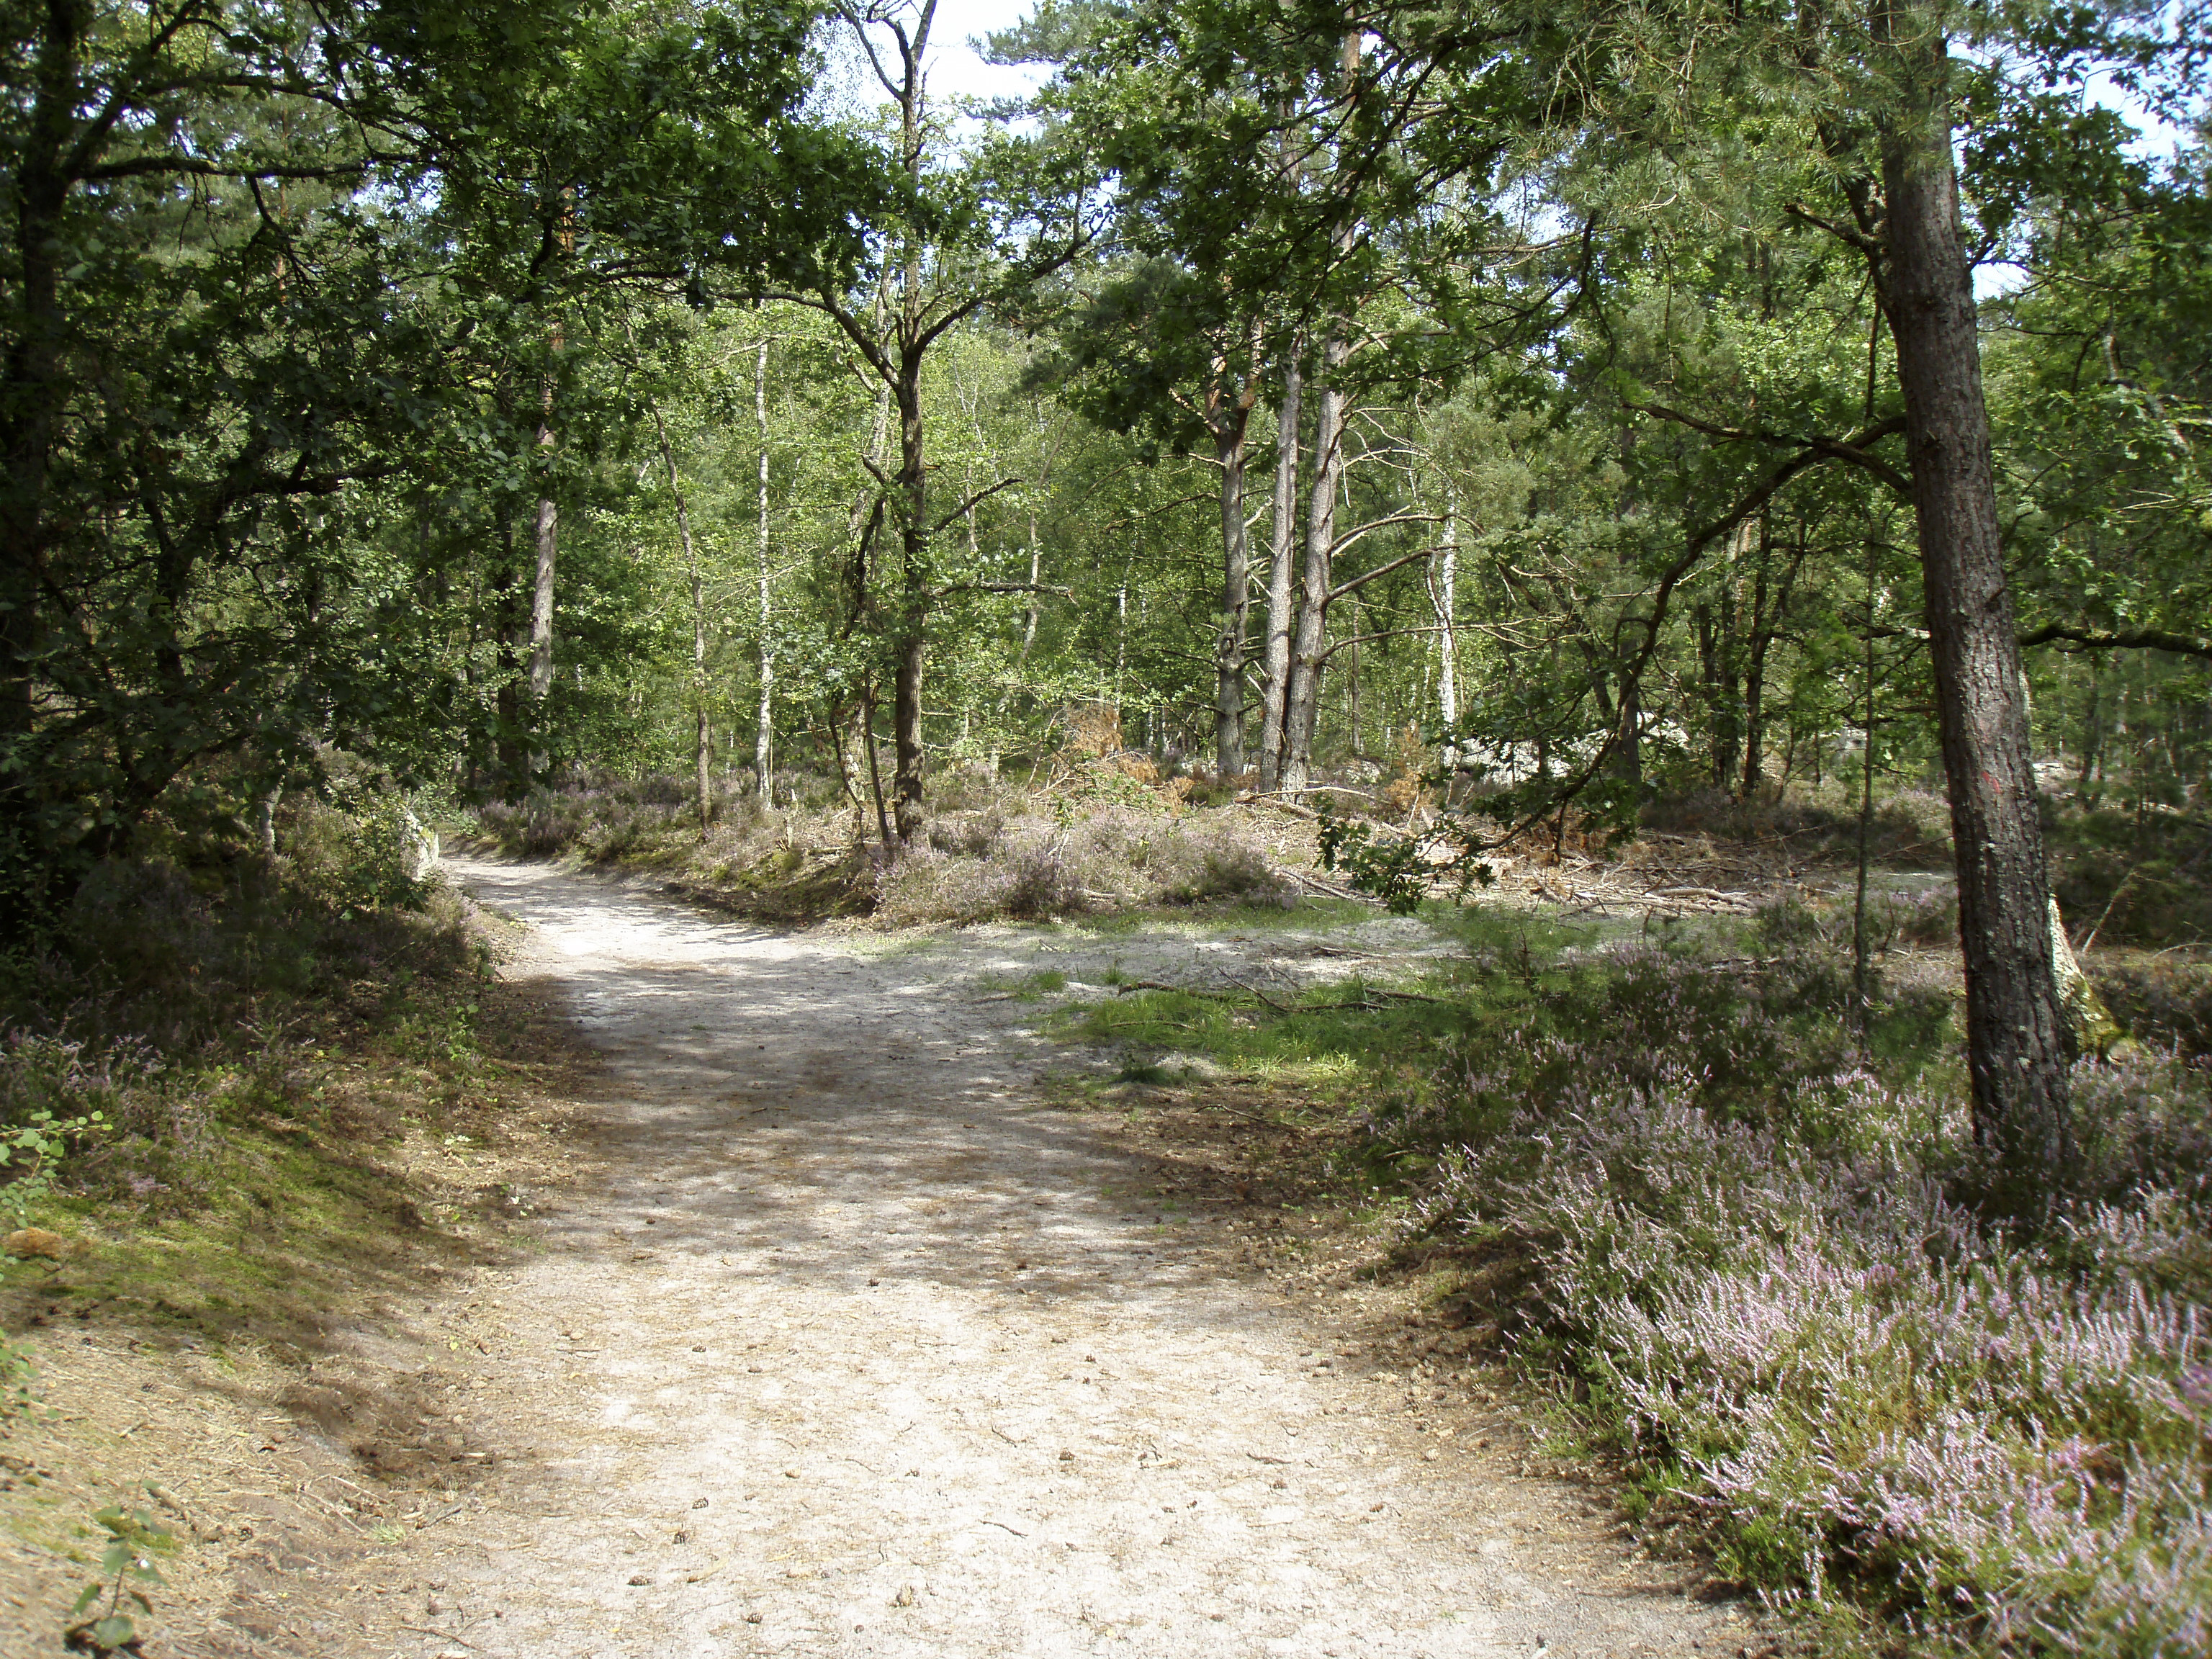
[0,11,85,902]
[493,524,529,798]
[755,341,774,796]
[1256,354,1303,791]
[1282,332,1349,796]
[1880,30,2072,1207]
[1213,420,1251,777]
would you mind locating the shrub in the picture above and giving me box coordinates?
[2049,806,2212,952]
[876,806,1294,925]
[0,1034,125,1224]
[1393,946,2212,1656]
[2091,961,2212,1060]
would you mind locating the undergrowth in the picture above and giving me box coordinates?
[2049,803,2212,953]
[468,763,1301,925]
[0,794,551,1355]
[1085,903,2211,1656]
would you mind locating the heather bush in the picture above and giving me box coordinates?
[0,779,502,1247]
[474,776,714,860]
[876,804,1293,925]
[469,766,1301,926]
[1396,949,2212,1656]
[1367,939,1954,1159]
[0,1030,210,1213]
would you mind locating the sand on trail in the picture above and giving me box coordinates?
[391,855,1738,1659]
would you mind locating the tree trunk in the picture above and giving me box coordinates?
[1282,331,1349,796]
[1435,483,1460,734]
[1279,34,1363,799]
[0,9,86,904]
[1879,25,2072,1208]
[884,6,932,848]
[651,408,711,837]
[755,341,775,798]
[1610,673,1642,791]
[863,691,894,846]
[891,359,928,842]
[2077,658,2100,804]
[1256,352,1303,791]
[527,404,558,784]
[493,521,529,797]
[1213,418,1251,777]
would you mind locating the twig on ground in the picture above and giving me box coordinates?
[1222,976,1293,1012]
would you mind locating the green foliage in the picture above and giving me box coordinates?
[66,1495,174,1657]
[1318,813,1492,915]
[0,1104,108,1231]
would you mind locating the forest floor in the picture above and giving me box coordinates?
[2,854,1786,1659]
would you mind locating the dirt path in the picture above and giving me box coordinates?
[358,857,1741,1659]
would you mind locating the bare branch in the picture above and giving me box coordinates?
[930,475,1022,536]
[2020,622,2212,660]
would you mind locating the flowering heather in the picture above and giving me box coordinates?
[1387,943,2212,1655]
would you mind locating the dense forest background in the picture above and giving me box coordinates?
[7,0,2201,878]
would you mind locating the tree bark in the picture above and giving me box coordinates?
[652,408,711,837]
[882,6,934,845]
[1741,513,1808,796]
[1213,393,1252,778]
[1282,330,1349,795]
[755,341,775,797]
[1879,24,2072,1207]
[1434,482,1460,734]
[891,347,928,842]
[527,347,559,786]
[1278,32,1362,799]
[493,521,529,797]
[0,7,86,899]
[1256,351,1303,791]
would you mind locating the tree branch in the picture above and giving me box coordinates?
[930,475,1022,536]
[1629,403,1911,496]
[1326,544,1441,605]
[2020,622,2212,660]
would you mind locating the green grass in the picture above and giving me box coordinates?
[1063,899,1962,1197]
[1062,903,1603,1106]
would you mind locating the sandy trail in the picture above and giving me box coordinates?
[399,855,1734,1659]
